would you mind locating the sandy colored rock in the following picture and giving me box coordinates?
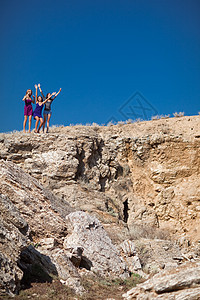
[0,116,199,242]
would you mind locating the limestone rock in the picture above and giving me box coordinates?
[122,263,200,299]
[0,116,199,243]
[64,211,130,277]
[0,160,82,295]
[133,238,182,274]
[0,194,28,296]
[118,240,142,273]
[0,159,73,243]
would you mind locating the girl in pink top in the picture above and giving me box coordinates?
[22,88,35,133]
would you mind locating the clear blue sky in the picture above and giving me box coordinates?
[0,0,200,132]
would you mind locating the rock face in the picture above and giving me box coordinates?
[0,159,76,296]
[0,159,72,243]
[122,263,200,300]
[0,115,200,297]
[0,160,129,296]
[0,194,28,296]
[0,116,199,243]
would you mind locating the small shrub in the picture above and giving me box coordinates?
[117,120,126,125]
[151,115,160,120]
[173,112,185,117]
[126,119,134,124]
[107,121,115,126]
[161,114,170,119]
[91,122,99,127]
[135,118,143,123]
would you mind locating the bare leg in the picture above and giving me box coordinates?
[38,118,44,132]
[28,115,32,133]
[46,114,51,133]
[35,116,39,132]
[43,114,47,132]
[23,115,27,132]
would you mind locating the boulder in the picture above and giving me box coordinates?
[64,211,130,277]
[123,263,200,299]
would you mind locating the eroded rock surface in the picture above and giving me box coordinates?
[0,160,130,296]
[64,211,129,277]
[0,194,28,296]
[0,116,200,297]
[0,116,199,243]
[123,263,200,300]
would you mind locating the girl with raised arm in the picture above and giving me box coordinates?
[33,85,56,133]
[38,84,61,133]
[22,88,35,133]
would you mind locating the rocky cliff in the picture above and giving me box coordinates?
[0,115,200,298]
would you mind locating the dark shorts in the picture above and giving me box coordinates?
[43,110,52,115]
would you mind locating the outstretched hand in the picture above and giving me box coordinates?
[34,84,38,89]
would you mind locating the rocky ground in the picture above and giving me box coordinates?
[0,115,200,299]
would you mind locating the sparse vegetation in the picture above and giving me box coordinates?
[117,120,126,125]
[1,274,143,300]
[161,114,170,119]
[129,224,171,240]
[107,121,116,126]
[151,114,171,120]
[126,119,134,124]
[79,274,143,300]
[173,112,185,117]
[135,118,143,122]
[151,115,160,120]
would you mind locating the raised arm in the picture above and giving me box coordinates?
[38,83,45,99]
[51,88,62,100]
[42,92,56,105]
[34,84,38,103]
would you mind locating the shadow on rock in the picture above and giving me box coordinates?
[18,245,58,289]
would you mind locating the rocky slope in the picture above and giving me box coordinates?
[0,115,200,298]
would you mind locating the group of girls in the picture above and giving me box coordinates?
[22,84,61,133]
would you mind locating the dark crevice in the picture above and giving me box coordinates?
[75,147,86,180]
[123,199,129,223]
[99,176,107,192]
[87,139,104,169]
[79,256,93,270]
[115,164,124,179]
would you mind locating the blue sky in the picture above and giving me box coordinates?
[0,0,200,132]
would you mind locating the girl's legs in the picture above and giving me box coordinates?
[34,116,39,132]
[46,114,51,133]
[43,114,47,132]
[38,118,44,132]
[23,115,27,132]
[28,115,32,133]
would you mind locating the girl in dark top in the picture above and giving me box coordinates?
[22,88,35,133]
[33,85,56,133]
[38,84,61,133]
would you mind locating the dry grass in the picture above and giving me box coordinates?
[1,274,143,300]
[173,112,185,117]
